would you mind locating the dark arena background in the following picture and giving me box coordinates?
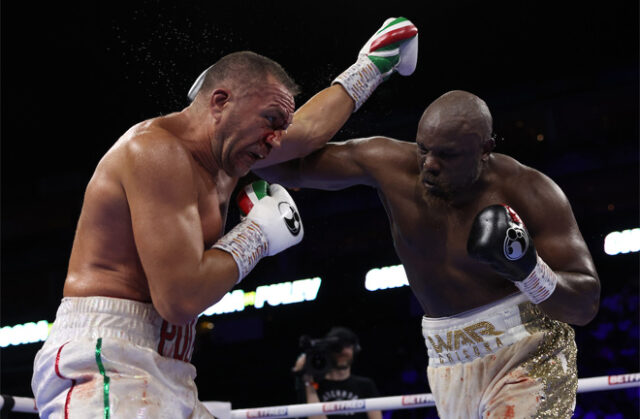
[2,1,638,418]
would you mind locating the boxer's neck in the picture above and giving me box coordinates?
[162,109,220,175]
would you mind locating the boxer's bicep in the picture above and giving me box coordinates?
[515,171,596,277]
[124,143,203,279]
[122,140,234,322]
[298,139,380,189]
[256,137,388,189]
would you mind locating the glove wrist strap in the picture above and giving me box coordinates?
[213,219,269,283]
[515,256,558,304]
[332,56,383,112]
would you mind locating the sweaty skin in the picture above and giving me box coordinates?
[64,78,354,325]
[257,90,600,325]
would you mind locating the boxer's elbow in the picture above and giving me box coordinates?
[543,273,601,326]
[153,295,199,325]
[152,272,235,325]
[575,277,601,326]
[150,279,205,325]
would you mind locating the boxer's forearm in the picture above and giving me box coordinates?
[148,248,240,325]
[539,271,600,326]
[254,85,353,169]
[291,84,354,145]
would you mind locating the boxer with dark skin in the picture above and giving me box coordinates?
[257,89,600,417]
[63,52,354,325]
[259,89,600,323]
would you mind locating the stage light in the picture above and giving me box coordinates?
[365,265,409,291]
[0,320,50,348]
[604,228,640,255]
[200,277,322,316]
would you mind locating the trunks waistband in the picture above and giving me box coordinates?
[421,293,538,366]
[47,296,196,363]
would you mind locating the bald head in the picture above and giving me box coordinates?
[418,90,493,144]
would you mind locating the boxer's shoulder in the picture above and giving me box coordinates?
[105,121,199,194]
[489,153,546,189]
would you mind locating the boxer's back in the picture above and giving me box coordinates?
[64,122,157,301]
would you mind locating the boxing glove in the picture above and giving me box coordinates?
[467,204,558,304]
[333,17,418,112]
[213,181,304,282]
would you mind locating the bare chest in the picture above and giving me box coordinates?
[195,171,236,247]
[392,202,478,266]
[382,184,512,301]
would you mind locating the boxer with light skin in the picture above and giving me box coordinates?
[32,17,420,418]
[257,90,600,418]
[63,68,302,324]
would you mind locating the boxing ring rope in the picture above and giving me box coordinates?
[2,373,639,416]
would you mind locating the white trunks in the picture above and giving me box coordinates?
[31,296,214,418]
[422,293,577,418]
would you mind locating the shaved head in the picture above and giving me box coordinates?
[418,90,493,144]
[416,91,495,202]
[195,51,300,102]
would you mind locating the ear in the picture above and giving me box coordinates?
[481,135,496,161]
[209,88,230,121]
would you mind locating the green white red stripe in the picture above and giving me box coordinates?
[370,18,417,52]
[237,180,269,216]
[95,338,111,419]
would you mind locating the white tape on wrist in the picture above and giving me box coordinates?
[332,56,382,112]
[212,219,269,283]
[515,256,559,304]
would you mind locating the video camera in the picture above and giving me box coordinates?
[298,335,342,377]
[298,327,361,377]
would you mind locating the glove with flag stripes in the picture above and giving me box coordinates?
[213,180,304,283]
[333,17,418,112]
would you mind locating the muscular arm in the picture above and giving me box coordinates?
[123,135,239,325]
[253,85,354,169]
[513,169,600,325]
[255,136,407,190]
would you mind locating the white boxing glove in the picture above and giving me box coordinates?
[213,180,304,283]
[333,17,419,111]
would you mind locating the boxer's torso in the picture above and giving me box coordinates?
[376,144,529,317]
[64,117,236,302]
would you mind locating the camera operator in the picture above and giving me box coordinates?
[292,327,382,419]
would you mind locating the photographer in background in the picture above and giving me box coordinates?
[292,327,382,419]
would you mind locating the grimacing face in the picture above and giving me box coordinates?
[416,129,484,200]
[218,82,295,177]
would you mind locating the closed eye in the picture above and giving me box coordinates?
[440,151,459,158]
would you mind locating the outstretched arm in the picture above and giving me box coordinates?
[253,17,419,169]
[252,85,354,169]
[255,136,407,190]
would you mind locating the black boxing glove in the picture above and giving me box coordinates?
[467,204,558,304]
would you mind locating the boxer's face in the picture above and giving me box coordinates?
[416,124,484,200]
[217,79,294,177]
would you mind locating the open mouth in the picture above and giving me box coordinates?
[248,151,265,160]
[422,178,436,188]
